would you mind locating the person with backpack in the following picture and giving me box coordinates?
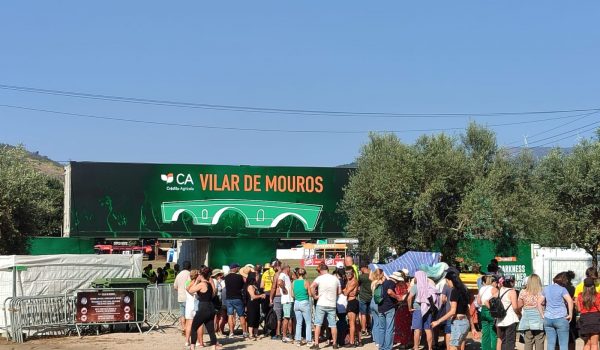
[369,268,385,346]
[492,275,520,350]
[517,274,545,350]
[542,273,574,350]
[374,272,400,350]
[576,277,600,350]
[477,275,498,350]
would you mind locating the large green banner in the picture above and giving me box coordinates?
[65,162,351,239]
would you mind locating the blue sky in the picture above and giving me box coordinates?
[1,1,599,166]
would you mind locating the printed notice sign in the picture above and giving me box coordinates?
[76,290,135,323]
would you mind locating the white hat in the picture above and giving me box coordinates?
[390,271,405,282]
[335,261,344,269]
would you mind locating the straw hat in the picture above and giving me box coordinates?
[211,269,224,277]
[240,266,253,278]
[389,271,405,282]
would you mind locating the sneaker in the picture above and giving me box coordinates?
[283,337,293,343]
[333,344,340,349]
[299,340,308,347]
[272,335,282,340]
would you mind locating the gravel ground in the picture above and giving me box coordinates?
[0,327,587,350]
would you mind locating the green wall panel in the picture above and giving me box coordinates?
[208,238,278,268]
[28,237,95,255]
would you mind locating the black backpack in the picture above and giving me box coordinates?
[264,309,278,333]
[489,289,511,319]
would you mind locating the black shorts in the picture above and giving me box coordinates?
[347,299,359,314]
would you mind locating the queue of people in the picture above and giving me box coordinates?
[171,257,600,350]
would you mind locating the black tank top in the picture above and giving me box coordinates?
[197,282,213,302]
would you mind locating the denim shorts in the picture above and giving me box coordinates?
[443,320,452,334]
[358,300,370,315]
[314,305,337,328]
[411,308,432,330]
[283,302,293,319]
[225,298,245,317]
[179,302,186,317]
[450,318,470,346]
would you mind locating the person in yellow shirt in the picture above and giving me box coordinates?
[260,262,276,324]
[574,267,600,299]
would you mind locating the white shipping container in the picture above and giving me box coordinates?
[531,244,597,286]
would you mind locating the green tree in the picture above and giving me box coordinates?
[537,138,600,267]
[339,133,419,255]
[0,145,63,254]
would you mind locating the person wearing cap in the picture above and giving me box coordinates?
[260,263,275,325]
[211,269,227,336]
[224,263,248,339]
[390,271,412,348]
[543,273,574,350]
[493,275,520,350]
[477,275,499,350]
[431,268,477,350]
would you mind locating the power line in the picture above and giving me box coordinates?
[536,125,600,147]
[505,118,600,151]
[1,83,599,119]
[2,104,599,135]
[504,110,600,146]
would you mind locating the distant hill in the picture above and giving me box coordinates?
[0,144,64,180]
[505,146,573,158]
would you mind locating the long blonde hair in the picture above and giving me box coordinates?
[525,274,542,296]
[370,269,384,291]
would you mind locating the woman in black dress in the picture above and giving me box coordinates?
[187,267,221,350]
[245,272,266,340]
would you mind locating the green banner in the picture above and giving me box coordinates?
[66,162,351,239]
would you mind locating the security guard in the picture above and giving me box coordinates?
[164,263,176,284]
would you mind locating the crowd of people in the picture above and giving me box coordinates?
[166,257,600,350]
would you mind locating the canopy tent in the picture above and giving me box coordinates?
[0,254,142,330]
[369,251,441,277]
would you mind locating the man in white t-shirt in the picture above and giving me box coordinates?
[279,265,294,343]
[310,263,341,349]
[173,260,191,332]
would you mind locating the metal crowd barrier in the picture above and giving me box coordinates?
[144,283,179,333]
[2,283,180,342]
[2,294,76,343]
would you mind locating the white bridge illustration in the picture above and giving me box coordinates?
[161,199,323,231]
